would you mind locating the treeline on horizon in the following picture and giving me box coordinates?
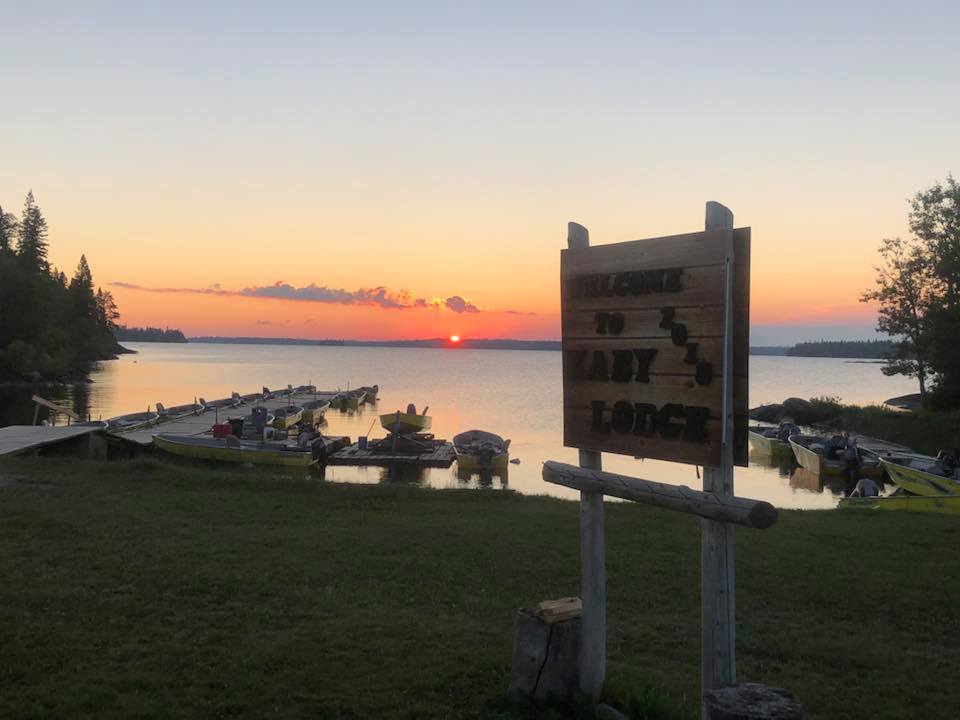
[114,326,187,343]
[785,339,896,358]
[0,192,120,382]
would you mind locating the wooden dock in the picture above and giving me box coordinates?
[0,425,141,459]
[118,390,344,445]
[328,441,456,468]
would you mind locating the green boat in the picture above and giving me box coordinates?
[154,433,316,467]
[839,494,960,515]
[879,456,960,496]
[748,423,799,457]
[272,405,304,429]
[789,435,883,478]
[301,399,331,426]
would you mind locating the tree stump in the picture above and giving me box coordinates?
[704,683,801,719]
[507,605,581,704]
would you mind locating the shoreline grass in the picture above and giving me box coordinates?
[1,456,957,719]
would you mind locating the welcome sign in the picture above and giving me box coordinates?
[561,228,750,467]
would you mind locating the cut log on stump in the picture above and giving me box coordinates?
[508,607,581,704]
[704,683,801,719]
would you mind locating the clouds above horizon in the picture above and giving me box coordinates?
[108,280,516,314]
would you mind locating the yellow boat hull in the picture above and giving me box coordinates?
[272,409,303,429]
[456,452,509,473]
[379,412,432,434]
[748,431,793,457]
[154,434,315,467]
[879,458,960,496]
[840,495,960,515]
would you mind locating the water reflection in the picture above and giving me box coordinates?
[748,449,795,479]
[0,344,921,509]
[379,464,427,485]
[455,465,509,489]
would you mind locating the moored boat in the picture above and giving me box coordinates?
[153,433,316,467]
[453,429,510,472]
[301,399,331,426]
[156,401,205,420]
[272,405,304,429]
[839,494,960,515]
[358,385,378,403]
[239,392,265,404]
[343,390,366,410]
[878,456,960,496]
[380,406,432,435]
[106,411,160,432]
[788,435,883,478]
[294,385,316,393]
[748,423,799,457]
[200,394,242,410]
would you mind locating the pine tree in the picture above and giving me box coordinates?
[17,190,50,272]
[0,204,17,253]
[69,254,96,319]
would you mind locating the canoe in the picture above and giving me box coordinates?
[879,456,960,496]
[156,401,205,420]
[272,405,304,429]
[301,399,331,426]
[106,411,160,432]
[788,435,883,478]
[380,410,432,435]
[154,433,315,467]
[839,494,960,515]
[454,429,510,472]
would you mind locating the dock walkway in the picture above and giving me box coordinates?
[118,390,342,445]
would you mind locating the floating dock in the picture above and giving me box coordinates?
[328,441,456,468]
[117,390,345,445]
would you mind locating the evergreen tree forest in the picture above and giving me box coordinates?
[0,191,122,382]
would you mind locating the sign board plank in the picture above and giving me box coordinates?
[561,228,749,467]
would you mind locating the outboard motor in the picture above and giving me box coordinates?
[250,406,268,436]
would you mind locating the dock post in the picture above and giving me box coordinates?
[568,221,606,703]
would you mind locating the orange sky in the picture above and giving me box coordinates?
[5,4,955,343]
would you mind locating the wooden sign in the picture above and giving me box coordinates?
[561,228,750,467]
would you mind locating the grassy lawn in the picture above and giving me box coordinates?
[0,456,957,719]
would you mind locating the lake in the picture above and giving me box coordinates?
[0,343,919,508]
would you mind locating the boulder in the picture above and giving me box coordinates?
[748,404,783,422]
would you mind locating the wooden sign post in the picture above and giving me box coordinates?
[548,203,767,716]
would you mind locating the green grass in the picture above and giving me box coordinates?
[1,456,958,719]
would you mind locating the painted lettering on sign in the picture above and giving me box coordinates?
[560,227,750,467]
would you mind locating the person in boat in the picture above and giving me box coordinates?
[823,433,846,461]
[776,423,799,441]
[843,435,861,486]
[850,476,880,497]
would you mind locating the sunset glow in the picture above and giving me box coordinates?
[450,335,461,343]
[2,4,955,345]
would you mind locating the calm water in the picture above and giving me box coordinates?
[1,343,918,508]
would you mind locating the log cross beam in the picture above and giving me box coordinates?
[542,462,778,529]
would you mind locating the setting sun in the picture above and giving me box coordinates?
[450,335,461,343]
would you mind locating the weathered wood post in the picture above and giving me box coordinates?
[568,221,606,703]
[702,202,737,699]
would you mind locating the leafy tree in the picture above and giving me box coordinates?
[861,237,935,401]
[16,190,49,272]
[908,177,960,407]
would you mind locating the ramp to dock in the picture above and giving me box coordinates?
[0,425,103,456]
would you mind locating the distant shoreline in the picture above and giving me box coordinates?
[126,336,892,360]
